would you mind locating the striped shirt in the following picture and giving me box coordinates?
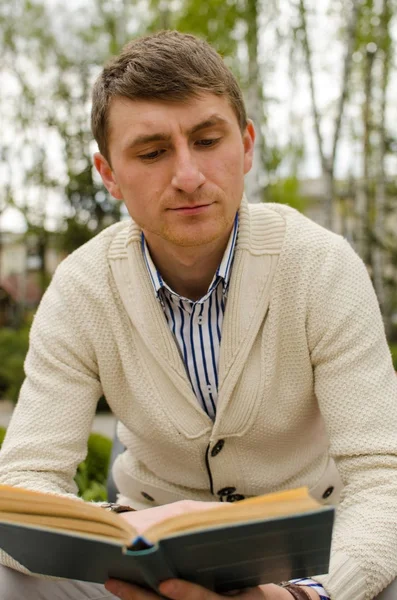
[141,214,330,600]
[290,578,329,600]
[141,214,238,420]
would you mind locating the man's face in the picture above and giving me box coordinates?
[94,93,255,248]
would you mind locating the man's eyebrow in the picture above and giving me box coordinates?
[127,133,171,149]
[126,115,229,149]
[188,115,229,135]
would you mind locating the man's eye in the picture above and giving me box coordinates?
[139,149,165,160]
[196,138,220,147]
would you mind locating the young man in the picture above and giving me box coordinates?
[0,31,397,600]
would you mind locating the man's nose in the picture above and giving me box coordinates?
[171,149,205,194]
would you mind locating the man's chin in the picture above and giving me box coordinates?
[165,235,220,248]
[163,227,225,248]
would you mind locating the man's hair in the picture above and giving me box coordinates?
[91,30,247,162]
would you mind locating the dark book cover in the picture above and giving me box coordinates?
[0,508,334,593]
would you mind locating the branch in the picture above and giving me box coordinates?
[378,0,391,172]
[331,0,360,168]
[298,0,328,174]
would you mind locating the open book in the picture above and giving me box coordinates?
[0,485,334,593]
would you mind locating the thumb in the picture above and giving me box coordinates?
[159,580,265,600]
[159,579,216,600]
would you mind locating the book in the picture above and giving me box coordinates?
[0,485,334,594]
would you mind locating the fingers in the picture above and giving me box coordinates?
[104,578,270,600]
[258,584,296,599]
[159,579,215,600]
[105,580,160,600]
[159,579,265,600]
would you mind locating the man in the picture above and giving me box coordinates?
[0,30,397,600]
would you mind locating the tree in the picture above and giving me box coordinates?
[0,0,139,263]
[243,0,265,204]
[353,0,396,335]
[372,0,392,327]
[297,0,360,230]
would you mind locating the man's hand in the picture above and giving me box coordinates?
[114,506,320,600]
[104,579,319,600]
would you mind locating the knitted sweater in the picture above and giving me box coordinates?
[0,200,397,600]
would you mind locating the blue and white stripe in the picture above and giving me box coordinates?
[291,578,330,599]
[142,214,238,420]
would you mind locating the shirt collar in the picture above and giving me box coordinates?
[142,213,239,298]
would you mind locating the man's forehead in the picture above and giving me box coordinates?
[108,94,235,137]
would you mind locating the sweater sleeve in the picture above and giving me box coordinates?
[0,263,103,571]
[306,237,397,600]
[0,263,103,495]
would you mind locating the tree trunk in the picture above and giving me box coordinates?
[331,0,360,169]
[244,0,264,204]
[357,48,375,266]
[158,0,171,29]
[37,230,47,297]
[372,0,391,336]
[0,228,2,286]
[299,0,359,231]
[298,0,332,226]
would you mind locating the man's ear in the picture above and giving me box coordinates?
[242,120,256,175]
[93,153,123,200]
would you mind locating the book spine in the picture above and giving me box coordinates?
[133,546,176,594]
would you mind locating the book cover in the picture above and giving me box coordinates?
[0,485,334,593]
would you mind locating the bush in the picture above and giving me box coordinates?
[390,344,397,371]
[75,433,112,501]
[0,427,112,502]
[0,324,111,412]
[0,326,30,403]
[0,322,110,412]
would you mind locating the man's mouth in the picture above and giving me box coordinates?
[170,203,212,214]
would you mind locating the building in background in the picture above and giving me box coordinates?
[0,232,64,326]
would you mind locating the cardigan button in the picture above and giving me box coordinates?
[141,491,155,502]
[211,439,225,457]
[217,487,236,497]
[226,494,245,502]
[322,486,334,500]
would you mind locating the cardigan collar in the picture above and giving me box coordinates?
[108,196,286,438]
[141,213,239,299]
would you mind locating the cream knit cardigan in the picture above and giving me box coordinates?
[1,200,397,600]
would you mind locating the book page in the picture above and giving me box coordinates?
[0,485,322,548]
[0,485,135,544]
[142,487,322,544]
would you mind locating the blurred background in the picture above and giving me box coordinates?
[0,0,396,425]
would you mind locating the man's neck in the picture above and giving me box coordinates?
[143,230,233,301]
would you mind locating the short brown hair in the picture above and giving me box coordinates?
[91,30,247,162]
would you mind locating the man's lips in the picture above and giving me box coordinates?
[169,203,212,213]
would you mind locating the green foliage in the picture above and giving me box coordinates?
[354,0,392,56]
[0,0,122,255]
[58,218,97,255]
[0,324,111,412]
[0,427,6,447]
[265,176,309,213]
[0,326,30,403]
[175,0,243,59]
[0,426,112,502]
[74,433,112,501]
[389,343,397,371]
